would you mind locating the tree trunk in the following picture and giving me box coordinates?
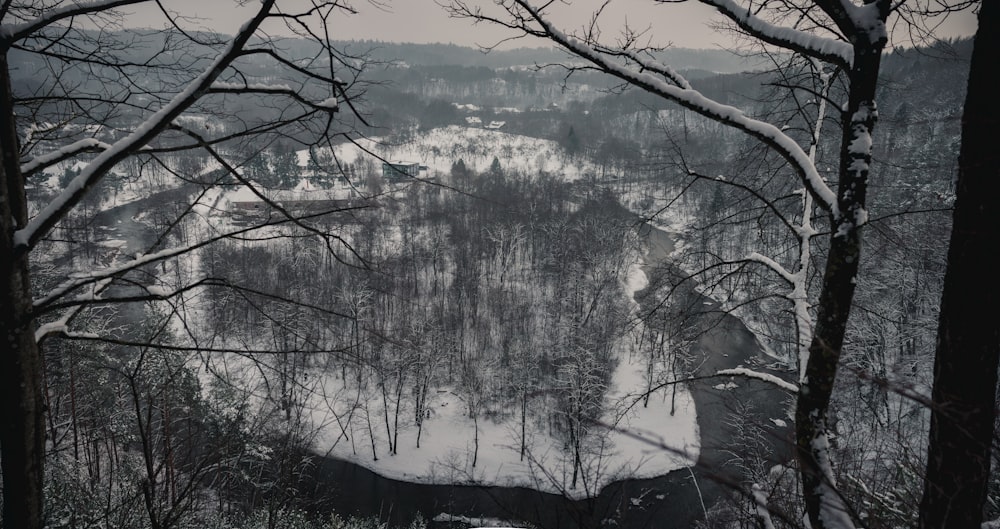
[520,391,527,461]
[795,40,883,529]
[0,51,45,529]
[472,414,479,468]
[392,368,405,455]
[919,4,1000,527]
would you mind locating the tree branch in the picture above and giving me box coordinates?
[13,0,277,254]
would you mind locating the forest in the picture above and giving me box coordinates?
[0,1,995,529]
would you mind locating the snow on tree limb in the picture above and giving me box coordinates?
[715,368,799,393]
[752,484,778,529]
[512,0,840,217]
[698,0,854,67]
[33,278,112,343]
[0,0,151,43]
[810,432,859,528]
[812,0,889,46]
[34,244,210,311]
[12,0,277,253]
[35,327,102,342]
[32,197,364,313]
[614,49,693,90]
[208,82,340,112]
[18,138,112,176]
[628,52,692,90]
[746,251,796,284]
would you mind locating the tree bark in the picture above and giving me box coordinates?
[0,52,45,529]
[919,3,1000,527]
[795,41,884,529]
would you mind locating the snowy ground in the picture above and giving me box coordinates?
[298,258,698,500]
[330,125,597,179]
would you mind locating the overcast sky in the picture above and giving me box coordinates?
[327,0,732,49]
[126,0,977,50]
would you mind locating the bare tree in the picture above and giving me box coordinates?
[0,2,366,528]
[440,0,967,526]
[919,2,1000,527]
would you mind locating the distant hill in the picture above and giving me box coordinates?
[334,40,770,73]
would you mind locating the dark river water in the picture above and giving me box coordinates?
[302,456,710,529]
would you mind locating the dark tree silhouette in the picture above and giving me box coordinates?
[919,2,1000,527]
[0,2,362,528]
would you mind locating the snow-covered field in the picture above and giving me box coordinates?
[331,125,597,179]
[301,259,698,500]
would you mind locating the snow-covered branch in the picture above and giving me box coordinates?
[812,0,890,46]
[32,198,363,313]
[612,49,692,90]
[34,277,112,343]
[12,0,277,254]
[0,0,150,42]
[34,326,102,342]
[511,0,839,217]
[752,484,778,529]
[715,368,799,393]
[208,82,339,111]
[19,137,112,176]
[745,251,796,284]
[699,0,854,68]
[34,244,206,310]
